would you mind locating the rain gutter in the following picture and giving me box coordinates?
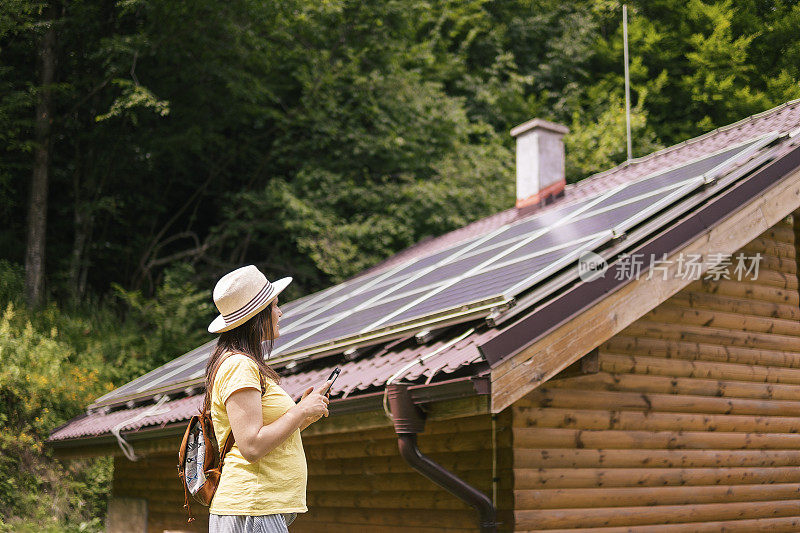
[387,383,497,532]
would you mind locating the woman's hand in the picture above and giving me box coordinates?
[297,380,331,429]
[296,380,331,419]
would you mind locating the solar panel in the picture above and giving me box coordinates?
[266,136,768,357]
[90,134,775,408]
[597,140,759,205]
[90,339,216,407]
[405,239,596,319]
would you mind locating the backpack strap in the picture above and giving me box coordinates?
[203,351,236,415]
[180,470,196,523]
[219,428,235,467]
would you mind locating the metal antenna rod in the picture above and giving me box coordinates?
[623,4,633,161]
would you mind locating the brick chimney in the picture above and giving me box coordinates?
[510,118,569,211]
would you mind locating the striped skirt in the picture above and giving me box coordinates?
[208,512,297,532]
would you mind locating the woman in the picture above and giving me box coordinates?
[204,265,331,532]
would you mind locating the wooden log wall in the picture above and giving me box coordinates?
[113,450,203,533]
[112,409,515,532]
[293,413,513,533]
[511,213,800,532]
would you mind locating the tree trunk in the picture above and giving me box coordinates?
[24,4,57,307]
[68,144,95,302]
[68,203,91,300]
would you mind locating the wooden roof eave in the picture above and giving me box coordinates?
[484,140,800,414]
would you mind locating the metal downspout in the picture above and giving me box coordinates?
[387,383,498,532]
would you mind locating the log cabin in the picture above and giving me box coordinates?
[48,99,800,532]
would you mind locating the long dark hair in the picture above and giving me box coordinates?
[203,301,282,413]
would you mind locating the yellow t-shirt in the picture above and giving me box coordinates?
[208,353,308,515]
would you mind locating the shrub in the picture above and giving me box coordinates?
[0,262,212,530]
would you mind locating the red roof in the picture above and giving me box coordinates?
[48,99,800,445]
[49,324,492,442]
[49,394,203,441]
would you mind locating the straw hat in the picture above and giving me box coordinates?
[208,265,292,334]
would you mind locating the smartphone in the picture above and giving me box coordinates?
[321,367,340,397]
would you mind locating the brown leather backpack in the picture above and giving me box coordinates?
[176,352,261,523]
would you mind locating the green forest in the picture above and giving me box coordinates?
[1,0,799,529]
